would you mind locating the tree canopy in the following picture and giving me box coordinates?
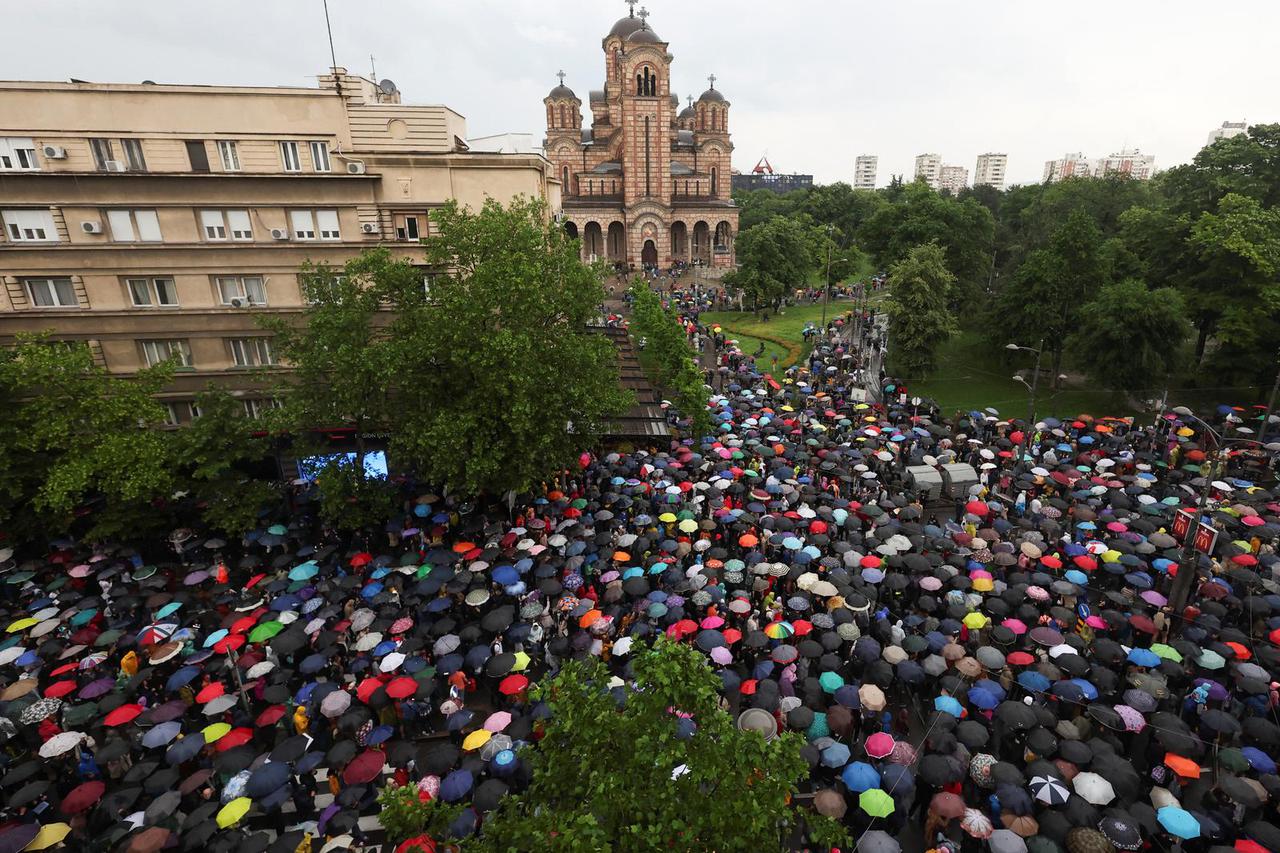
[723,215,817,309]
[883,243,958,377]
[1069,279,1189,393]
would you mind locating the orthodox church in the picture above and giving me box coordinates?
[544,3,738,270]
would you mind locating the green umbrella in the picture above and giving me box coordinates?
[71,609,97,627]
[94,629,123,647]
[819,672,845,693]
[1196,649,1226,670]
[134,566,157,580]
[64,703,99,727]
[267,524,287,536]
[1217,747,1250,773]
[1150,643,1182,662]
[859,788,895,818]
[6,571,34,585]
[248,621,284,643]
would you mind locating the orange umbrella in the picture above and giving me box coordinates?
[738,533,759,547]
[612,551,631,562]
[1164,752,1201,779]
[452,542,476,554]
[579,610,603,628]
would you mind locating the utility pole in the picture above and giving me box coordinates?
[820,224,834,330]
[1008,339,1044,467]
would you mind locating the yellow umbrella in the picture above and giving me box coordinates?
[202,722,231,743]
[1176,427,1195,437]
[6,617,38,633]
[678,519,698,534]
[216,797,251,829]
[781,405,795,412]
[658,513,677,523]
[462,729,492,751]
[511,651,531,672]
[1101,550,1122,564]
[963,612,989,630]
[971,577,994,593]
[25,822,71,850]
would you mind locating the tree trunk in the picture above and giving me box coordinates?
[1050,346,1064,390]
[1194,319,1212,365]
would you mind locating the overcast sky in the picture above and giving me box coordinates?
[5,0,1278,186]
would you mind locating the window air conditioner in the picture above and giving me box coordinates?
[346,162,367,174]
[230,298,246,308]
[42,145,67,159]
[104,160,126,172]
[361,222,378,234]
[81,220,103,234]
[270,228,290,240]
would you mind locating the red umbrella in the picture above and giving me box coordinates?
[357,677,386,704]
[350,552,373,567]
[43,680,77,699]
[343,749,386,784]
[1006,651,1035,666]
[60,780,106,814]
[104,703,144,727]
[49,662,79,678]
[255,705,287,727]
[195,683,225,704]
[386,677,418,699]
[216,727,254,751]
[965,500,989,517]
[213,634,245,654]
[498,675,529,696]
[230,616,257,635]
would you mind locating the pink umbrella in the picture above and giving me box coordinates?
[1001,618,1028,635]
[1140,590,1168,606]
[1026,586,1050,601]
[919,577,942,591]
[1106,522,1127,533]
[483,711,512,733]
[865,732,896,759]
[710,646,733,665]
[1085,615,1108,629]
[1112,704,1146,732]
[700,616,725,629]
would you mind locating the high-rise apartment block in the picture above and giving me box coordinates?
[854,155,877,190]
[1043,149,1155,183]
[1207,121,1247,145]
[938,164,968,195]
[973,153,1008,191]
[914,153,942,189]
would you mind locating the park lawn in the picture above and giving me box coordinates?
[893,330,1140,419]
[723,332,789,368]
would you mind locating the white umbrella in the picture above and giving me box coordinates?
[203,694,238,716]
[349,608,376,633]
[379,652,405,673]
[353,632,382,652]
[38,730,84,758]
[1028,775,1069,805]
[246,661,275,680]
[612,636,633,657]
[1073,771,1116,805]
[320,690,351,718]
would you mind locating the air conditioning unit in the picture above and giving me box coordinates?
[42,145,67,160]
[81,220,103,234]
[230,297,246,308]
[346,162,367,175]
[361,222,378,234]
[104,160,126,172]
[270,228,290,240]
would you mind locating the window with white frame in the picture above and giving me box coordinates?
[228,338,275,367]
[215,275,266,306]
[279,141,301,172]
[0,138,38,171]
[90,138,115,170]
[162,402,182,427]
[164,401,203,425]
[140,339,192,368]
[24,277,78,308]
[242,398,283,419]
[126,277,178,308]
[395,214,421,241]
[106,209,161,242]
[290,209,339,240]
[309,141,331,172]
[201,209,253,241]
[120,139,147,172]
[2,209,58,242]
[217,140,240,172]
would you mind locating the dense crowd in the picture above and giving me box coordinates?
[1,291,1279,853]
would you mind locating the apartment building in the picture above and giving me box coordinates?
[854,155,877,190]
[0,68,558,423]
[1207,121,1247,146]
[914,153,942,189]
[1043,149,1155,183]
[973,153,1008,191]
[938,164,968,195]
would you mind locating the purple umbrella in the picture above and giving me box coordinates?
[1140,590,1168,606]
[78,676,115,699]
[184,570,209,586]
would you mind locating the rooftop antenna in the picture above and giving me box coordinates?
[322,0,340,93]
[369,54,377,82]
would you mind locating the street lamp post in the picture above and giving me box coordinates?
[1007,340,1044,467]
[1166,405,1280,634]
[820,224,834,331]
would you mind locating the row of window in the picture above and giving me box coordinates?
[139,337,275,368]
[1,208,343,244]
[0,136,332,175]
[21,274,267,309]
[163,397,281,425]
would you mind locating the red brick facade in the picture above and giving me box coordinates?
[544,7,738,271]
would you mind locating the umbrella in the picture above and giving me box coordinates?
[859,788,895,818]
[962,808,994,839]
[1072,772,1115,805]
[1029,775,1069,805]
[343,749,386,785]
[1156,806,1200,840]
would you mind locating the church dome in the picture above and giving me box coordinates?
[627,26,663,44]
[548,84,577,99]
[607,14,644,39]
[698,87,726,104]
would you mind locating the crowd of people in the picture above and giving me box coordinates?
[2,285,1280,853]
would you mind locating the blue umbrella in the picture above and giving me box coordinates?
[880,763,915,797]
[841,761,880,792]
[821,743,851,768]
[1242,747,1276,774]
[1068,678,1099,700]
[141,721,181,748]
[245,761,291,798]
[165,666,201,693]
[1157,806,1200,839]
[366,724,394,746]
[967,687,999,710]
[289,563,318,581]
[441,769,474,803]
[1127,648,1161,668]
[934,695,963,717]
[1017,671,1051,693]
[492,566,519,586]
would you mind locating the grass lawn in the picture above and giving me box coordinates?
[892,330,1138,419]
[701,300,856,369]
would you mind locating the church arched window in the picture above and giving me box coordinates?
[559,105,567,127]
[637,66,656,97]
[711,167,718,196]
[562,166,570,193]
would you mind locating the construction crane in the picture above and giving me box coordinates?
[751,155,774,175]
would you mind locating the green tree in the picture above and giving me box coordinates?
[724,216,816,310]
[376,783,464,847]
[471,638,848,853]
[628,282,713,436]
[170,388,281,536]
[1069,280,1188,392]
[260,249,416,527]
[0,335,175,540]
[883,243,959,376]
[393,197,631,497]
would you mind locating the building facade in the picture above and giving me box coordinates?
[854,155,877,190]
[914,153,942,189]
[1043,149,1155,183]
[1207,121,1247,146]
[938,164,968,195]
[731,172,812,194]
[0,69,557,422]
[973,153,1007,191]
[1043,153,1093,182]
[543,7,738,270]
